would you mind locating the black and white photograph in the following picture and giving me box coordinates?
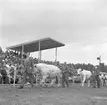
[0,0,107,105]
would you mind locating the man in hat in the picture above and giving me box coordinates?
[18,53,34,89]
[92,66,100,88]
[61,64,69,88]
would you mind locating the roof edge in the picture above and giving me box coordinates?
[6,37,65,49]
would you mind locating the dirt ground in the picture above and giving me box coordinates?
[0,83,107,105]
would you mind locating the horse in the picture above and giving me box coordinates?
[76,68,92,87]
[33,63,62,87]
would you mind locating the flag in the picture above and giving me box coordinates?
[97,56,101,61]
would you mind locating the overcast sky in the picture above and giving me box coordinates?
[0,0,107,65]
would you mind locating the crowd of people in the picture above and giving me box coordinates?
[0,47,25,84]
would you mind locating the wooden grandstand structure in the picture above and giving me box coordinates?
[6,37,65,62]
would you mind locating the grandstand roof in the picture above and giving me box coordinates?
[6,37,65,53]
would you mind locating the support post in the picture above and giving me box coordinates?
[38,41,41,63]
[55,47,57,62]
[40,50,42,60]
[99,55,101,71]
[97,55,101,71]
[21,45,24,59]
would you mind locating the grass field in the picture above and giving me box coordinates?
[0,83,107,105]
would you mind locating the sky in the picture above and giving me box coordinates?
[0,0,107,65]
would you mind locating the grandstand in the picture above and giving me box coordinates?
[6,37,65,62]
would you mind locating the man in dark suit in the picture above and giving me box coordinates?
[60,64,69,88]
[92,67,100,88]
[95,71,100,88]
[18,53,34,89]
[62,71,69,88]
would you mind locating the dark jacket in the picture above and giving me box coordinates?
[0,67,7,76]
[24,57,34,74]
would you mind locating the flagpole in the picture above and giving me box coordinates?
[97,55,101,71]
[99,55,101,71]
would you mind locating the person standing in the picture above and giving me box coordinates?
[18,53,34,89]
[95,72,100,88]
[0,62,9,84]
[61,64,69,88]
[62,71,69,88]
[94,67,101,88]
[102,74,106,86]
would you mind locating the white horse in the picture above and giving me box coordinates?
[33,63,62,87]
[77,68,92,87]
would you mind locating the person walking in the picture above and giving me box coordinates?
[18,53,34,89]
